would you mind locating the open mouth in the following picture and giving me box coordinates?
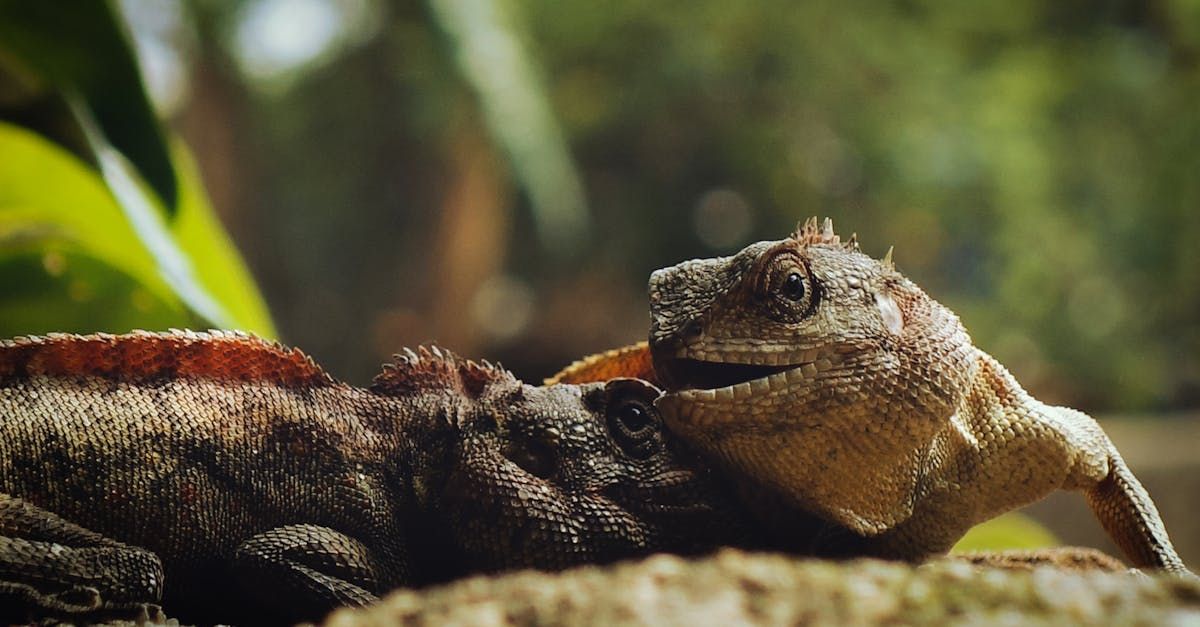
[654,347,849,401]
[658,358,794,391]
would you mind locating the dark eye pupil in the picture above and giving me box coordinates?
[619,404,652,433]
[608,400,659,460]
[782,272,805,300]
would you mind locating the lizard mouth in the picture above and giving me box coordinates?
[657,358,793,391]
[654,348,846,401]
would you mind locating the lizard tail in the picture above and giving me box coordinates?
[1085,448,1192,576]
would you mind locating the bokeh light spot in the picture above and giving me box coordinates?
[470,274,535,344]
[232,0,376,83]
[41,251,66,277]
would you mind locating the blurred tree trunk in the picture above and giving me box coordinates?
[427,118,511,355]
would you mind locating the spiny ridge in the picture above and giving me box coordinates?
[791,216,850,248]
[0,329,335,387]
[372,344,514,398]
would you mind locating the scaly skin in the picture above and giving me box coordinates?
[0,331,758,624]
[553,218,1191,576]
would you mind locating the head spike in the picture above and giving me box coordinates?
[881,246,895,270]
[792,216,844,247]
[844,233,859,251]
[791,216,818,240]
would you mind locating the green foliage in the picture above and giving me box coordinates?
[0,0,178,211]
[506,0,1200,409]
[951,512,1060,553]
[0,0,274,337]
[0,123,275,337]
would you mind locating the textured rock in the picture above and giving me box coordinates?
[325,549,1200,627]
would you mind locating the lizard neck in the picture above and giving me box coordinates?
[957,349,1040,430]
[865,291,979,425]
[385,392,464,508]
[887,348,1097,556]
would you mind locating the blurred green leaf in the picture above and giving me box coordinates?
[0,123,177,308]
[0,248,184,338]
[0,121,275,337]
[950,512,1059,553]
[0,0,178,212]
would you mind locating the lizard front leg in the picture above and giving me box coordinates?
[1085,443,1189,575]
[232,524,406,622]
[0,494,163,622]
[1050,407,1191,576]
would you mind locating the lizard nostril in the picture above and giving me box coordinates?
[502,438,558,479]
[682,319,703,339]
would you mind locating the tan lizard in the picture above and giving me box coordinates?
[551,218,1192,575]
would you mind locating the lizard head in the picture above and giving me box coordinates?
[648,217,972,413]
[646,218,979,534]
[439,376,757,573]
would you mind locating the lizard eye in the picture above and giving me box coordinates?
[616,403,653,435]
[606,398,661,460]
[780,271,806,301]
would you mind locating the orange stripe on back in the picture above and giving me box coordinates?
[0,330,336,388]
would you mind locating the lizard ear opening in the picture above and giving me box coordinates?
[875,290,904,336]
[371,345,514,399]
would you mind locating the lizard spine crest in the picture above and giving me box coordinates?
[0,329,336,387]
[371,344,514,398]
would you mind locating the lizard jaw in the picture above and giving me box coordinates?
[669,364,804,403]
[656,349,844,401]
[657,358,792,391]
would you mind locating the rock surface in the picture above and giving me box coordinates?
[324,549,1200,627]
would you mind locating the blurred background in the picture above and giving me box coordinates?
[0,0,1196,562]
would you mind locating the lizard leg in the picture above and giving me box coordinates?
[1048,406,1191,576]
[232,524,399,621]
[1085,448,1191,575]
[0,494,163,620]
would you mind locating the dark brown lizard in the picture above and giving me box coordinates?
[0,330,760,624]
[552,218,1192,576]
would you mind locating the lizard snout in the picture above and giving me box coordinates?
[648,256,732,352]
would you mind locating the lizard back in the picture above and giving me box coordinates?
[0,331,427,617]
